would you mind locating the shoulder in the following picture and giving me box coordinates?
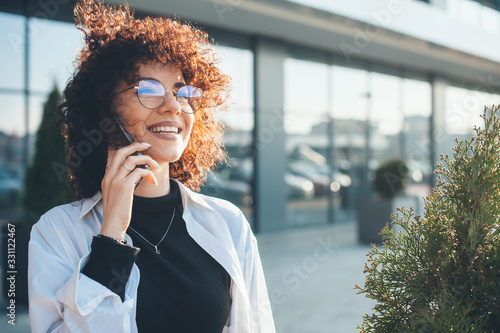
[191,191,257,246]
[30,199,99,259]
[39,200,83,220]
[176,180,257,246]
[191,190,248,225]
[177,179,247,224]
[33,200,84,233]
[198,192,245,218]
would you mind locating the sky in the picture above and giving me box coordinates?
[0,13,82,135]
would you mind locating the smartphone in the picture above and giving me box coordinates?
[116,120,149,189]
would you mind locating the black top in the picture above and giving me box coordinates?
[82,180,232,333]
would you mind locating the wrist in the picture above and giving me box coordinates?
[99,226,127,243]
[96,233,128,245]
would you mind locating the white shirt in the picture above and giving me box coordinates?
[28,179,275,333]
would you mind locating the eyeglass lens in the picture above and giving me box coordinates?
[137,80,203,113]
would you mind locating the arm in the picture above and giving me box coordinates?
[28,125,158,332]
[28,216,140,333]
[81,235,140,302]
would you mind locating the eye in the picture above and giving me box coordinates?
[139,87,156,94]
[138,80,164,96]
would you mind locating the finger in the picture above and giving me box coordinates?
[124,168,158,186]
[106,167,156,193]
[108,142,151,172]
[106,150,116,170]
[123,154,160,170]
[102,143,150,188]
[102,150,117,188]
[112,156,157,182]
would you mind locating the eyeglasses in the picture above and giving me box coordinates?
[114,78,203,114]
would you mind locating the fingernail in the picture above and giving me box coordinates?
[141,142,151,147]
[152,160,159,168]
[147,174,158,185]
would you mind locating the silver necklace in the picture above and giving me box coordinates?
[128,207,176,254]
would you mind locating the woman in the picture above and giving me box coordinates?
[27,0,275,332]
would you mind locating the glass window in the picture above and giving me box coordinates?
[284,58,329,226]
[214,45,254,131]
[401,78,432,193]
[483,93,500,111]
[30,18,82,94]
[0,94,25,136]
[369,72,403,185]
[0,93,25,210]
[331,65,369,219]
[439,85,494,163]
[0,12,24,90]
[491,94,500,107]
[200,45,255,225]
[445,86,488,135]
[29,94,47,136]
[0,93,57,163]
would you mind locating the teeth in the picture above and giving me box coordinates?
[149,126,179,134]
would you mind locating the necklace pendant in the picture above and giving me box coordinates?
[129,207,175,255]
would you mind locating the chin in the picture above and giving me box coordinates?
[151,150,184,164]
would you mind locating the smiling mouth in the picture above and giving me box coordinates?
[148,126,181,135]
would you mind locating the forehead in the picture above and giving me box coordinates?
[138,62,185,84]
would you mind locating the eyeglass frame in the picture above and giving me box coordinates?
[113,77,203,114]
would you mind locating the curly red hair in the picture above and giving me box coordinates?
[59,0,230,198]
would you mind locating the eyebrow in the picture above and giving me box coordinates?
[173,81,185,88]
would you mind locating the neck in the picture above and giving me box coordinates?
[134,163,171,197]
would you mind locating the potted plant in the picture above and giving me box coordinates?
[355,106,500,331]
[357,159,409,244]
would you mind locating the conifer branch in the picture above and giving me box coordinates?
[356,105,500,332]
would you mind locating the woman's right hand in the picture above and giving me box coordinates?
[99,142,159,241]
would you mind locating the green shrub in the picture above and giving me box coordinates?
[373,159,409,200]
[23,84,75,223]
[356,105,500,332]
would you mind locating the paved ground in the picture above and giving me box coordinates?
[1,220,375,333]
[0,302,29,333]
[258,221,376,333]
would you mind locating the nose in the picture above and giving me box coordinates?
[157,91,181,115]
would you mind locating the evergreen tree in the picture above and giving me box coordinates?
[23,84,75,223]
[356,105,500,332]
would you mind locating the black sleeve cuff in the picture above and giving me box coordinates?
[82,235,140,302]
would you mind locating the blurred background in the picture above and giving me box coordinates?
[0,0,499,332]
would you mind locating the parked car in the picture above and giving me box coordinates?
[225,158,317,199]
[200,171,252,206]
[285,173,315,199]
[287,161,352,197]
[0,167,22,206]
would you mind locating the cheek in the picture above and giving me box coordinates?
[127,109,149,123]
[184,116,195,140]
[120,108,150,135]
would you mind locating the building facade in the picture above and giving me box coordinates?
[1,0,500,232]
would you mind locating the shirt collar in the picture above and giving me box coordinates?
[174,178,213,212]
[79,179,213,220]
[79,191,102,219]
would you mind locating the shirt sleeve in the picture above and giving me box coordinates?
[229,207,275,332]
[244,230,276,332]
[81,236,140,302]
[28,213,141,333]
